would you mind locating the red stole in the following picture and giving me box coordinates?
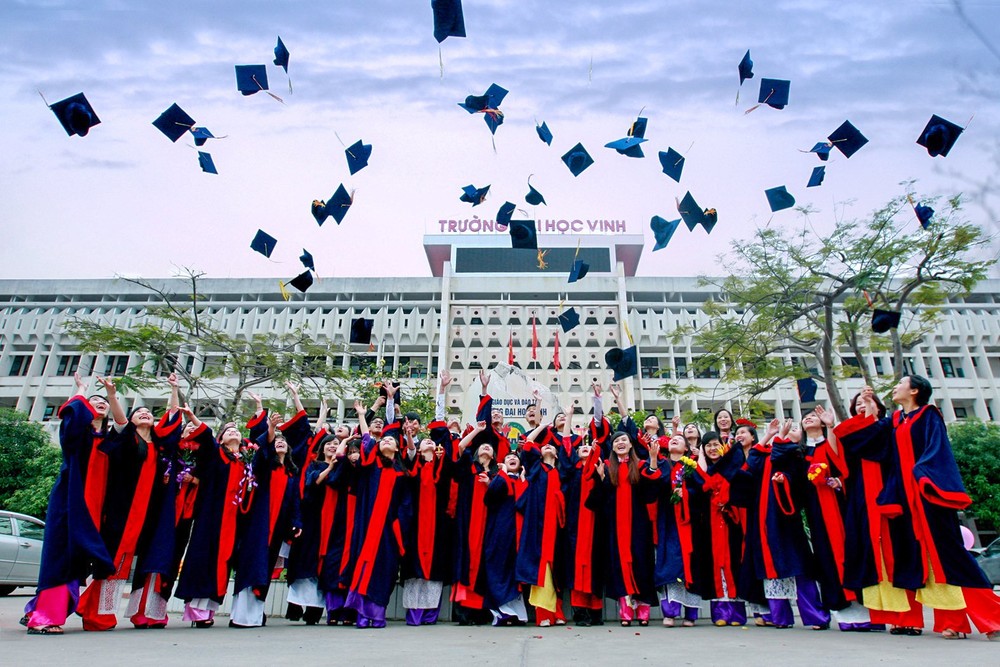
[467,466,489,588]
[109,434,158,579]
[808,442,848,586]
[84,435,108,529]
[268,469,289,544]
[574,460,597,593]
[614,461,639,595]
[537,464,565,585]
[417,456,443,578]
[217,451,246,597]
[351,465,401,595]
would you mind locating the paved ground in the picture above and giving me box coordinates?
[1,588,997,666]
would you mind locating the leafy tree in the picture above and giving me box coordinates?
[949,419,1000,532]
[344,359,437,425]
[690,192,995,420]
[0,409,60,518]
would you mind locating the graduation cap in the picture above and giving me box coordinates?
[432,0,466,43]
[49,92,100,137]
[658,148,684,183]
[561,143,594,176]
[738,50,754,85]
[757,78,790,109]
[273,36,290,72]
[250,229,277,258]
[191,127,215,146]
[458,83,507,134]
[525,178,546,205]
[460,184,490,206]
[536,121,553,146]
[702,208,718,233]
[828,121,868,158]
[605,116,648,157]
[650,216,681,252]
[235,64,269,95]
[917,115,964,158]
[288,270,313,293]
[558,307,580,333]
[497,201,516,225]
[299,249,315,272]
[677,191,705,231]
[509,220,537,249]
[808,142,832,161]
[807,166,826,188]
[871,308,901,334]
[345,139,372,175]
[350,317,375,345]
[605,346,638,381]
[568,259,589,283]
[914,202,934,228]
[152,103,195,142]
[312,184,352,225]
[796,377,819,409]
[197,151,217,174]
[764,186,795,212]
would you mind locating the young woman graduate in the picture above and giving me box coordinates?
[399,373,456,627]
[649,434,704,627]
[729,419,830,630]
[586,427,658,626]
[23,373,116,635]
[482,446,528,625]
[318,435,361,626]
[607,382,663,460]
[835,377,1000,641]
[690,431,748,626]
[342,400,411,628]
[76,377,180,631]
[714,409,735,448]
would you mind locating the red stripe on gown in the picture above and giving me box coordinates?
[417,457,441,579]
[217,451,245,597]
[351,467,399,596]
[467,469,488,589]
[615,461,639,595]
[110,436,158,579]
[574,460,596,594]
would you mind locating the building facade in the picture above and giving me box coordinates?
[2,232,999,436]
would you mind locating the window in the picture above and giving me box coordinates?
[0,516,12,536]
[105,355,129,376]
[43,405,55,421]
[56,355,81,376]
[941,358,956,379]
[15,518,44,540]
[640,357,659,379]
[873,357,884,375]
[8,355,30,376]
[674,358,688,379]
[953,406,968,419]
[302,356,326,375]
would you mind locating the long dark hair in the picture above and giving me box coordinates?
[849,392,886,419]
[606,431,641,486]
[714,409,734,434]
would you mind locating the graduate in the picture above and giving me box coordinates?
[608,382,663,460]
[468,369,512,462]
[835,377,1000,640]
[482,448,528,625]
[23,373,116,635]
[318,437,361,626]
[714,409,735,448]
[159,416,207,604]
[586,428,657,626]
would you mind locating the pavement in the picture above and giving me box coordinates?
[1,588,998,666]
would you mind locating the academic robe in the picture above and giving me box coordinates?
[286,460,335,585]
[840,434,893,592]
[160,433,203,599]
[558,441,606,598]
[688,450,746,600]
[451,447,495,592]
[834,407,993,590]
[469,394,511,461]
[400,420,455,583]
[515,442,565,589]
[482,471,526,607]
[318,458,358,594]
[801,438,851,610]
[36,396,115,592]
[650,458,699,591]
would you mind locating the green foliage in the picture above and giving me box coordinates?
[0,409,60,519]
[949,419,1000,531]
[343,360,437,425]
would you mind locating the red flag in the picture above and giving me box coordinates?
[553,331,561,370]
[532,316,538,360]
[508,330,515,365]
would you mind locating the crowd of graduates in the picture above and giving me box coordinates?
[21,368,1000,640]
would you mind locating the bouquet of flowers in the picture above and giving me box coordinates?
[807,462,829,485]
[234,441,259,511]
[175,440,198,484]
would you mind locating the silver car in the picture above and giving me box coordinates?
[0,510,45,596]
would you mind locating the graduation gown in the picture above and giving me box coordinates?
[689,451,746,600]
[318,458,358,594]
[36,396,115,592]
[801,438,851,610]
[452,447,494,592]
[650,458,699,591]
[559,444,606,598]
[400,420,454,583]
[515,442,565,589]
[482,471,526,607]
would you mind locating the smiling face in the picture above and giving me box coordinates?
[378,435,398,458]
[88,395,109,417]
[667,435,687,456]
[369,418,384,436]
[735,426,755,447]
[801,411,822,434]
[219,424,242,447]
[503,452,521,473]
[274,436,289,455]
[335,424,351,439]
[476,443,494,461]
[323,438,339,458]
[540,442,558,460]
[703,438,723,462]
[130,406,154,427]
[715,410,733,432]
[491,409,504,427]
[577,441,592,459]
[643,414,660,432]
[553,412,566,430]
[683,424,700,442]
[611,433,632,457]
[892,377,916,406]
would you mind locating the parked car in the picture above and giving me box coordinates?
[976,537,1000,586]
[0,510,45,595]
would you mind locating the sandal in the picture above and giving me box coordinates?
[811,624,830,631]
[941,629,968,640]
[682,620,695,627]
[638,619,649,627]
[193,619,214,629]
[620,620,631,627]
[662,618,675,627]
[27,626,64,635]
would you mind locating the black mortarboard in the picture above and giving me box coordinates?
[525,179,546,206]
[738,50,754,85]
[536,121,553,145]
[678,191,704,231]
[757,78,790,109]
[629,116,648,139]
[568,259,589,283]
[809,142,831,161]
[914,203,934,228]
[152,103,195,142]
[299,249,315,272]
[289,270,313,293]
[871,308,901,334]
[702,208,718,234]
[558,307,580,333]
[605,346,638,381]
[346,139,372,175]
[765,186,795,212]
[458,83,507,134]
[828,121,868,158]
[497,201,516,225]
[650,216,680,252]
[432,0,466,43]
[796,377,819,408]
[191,127,215,146]
[198,151,217,174]
[658,148,684,183]
[509,220,537,249]
[235,64,269,95]
[350,317,374,345]
[312,184,352,225]
[460,184,490,206]
[49,92,100,137]
[561,143,594,176]
[917,115,963,158]
[274,36,290,72]
[807,165,825,188]
[250,229,277,258]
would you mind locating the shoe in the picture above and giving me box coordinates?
[682,620,695,627]
[620,620,631,627]
[27,626,64,635]
[193,619,214,629]
[19,614,29,627]
[555,619,566,626]
[729,622,744,626]
[941,629,968,640]
[638,619,649,627]
[811,624,830,631]
[889,626,922,636]
[663,617,675,627]
[773,624,793,629]
[714,620,727,627]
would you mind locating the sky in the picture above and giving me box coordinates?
[1,0,999,284]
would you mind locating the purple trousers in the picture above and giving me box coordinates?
[660,600,699,621]
[767,576,830,628]
[345,590,387,629]
[405,607,442,626]
[710,600,747,625]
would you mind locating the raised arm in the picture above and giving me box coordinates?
[315,397,329,433]
[286,381,305,415]
[355,399,369,436]
[435,371,452,422]
[97,376,128,427]
[166,373,180,417]
[458,420,487,454]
